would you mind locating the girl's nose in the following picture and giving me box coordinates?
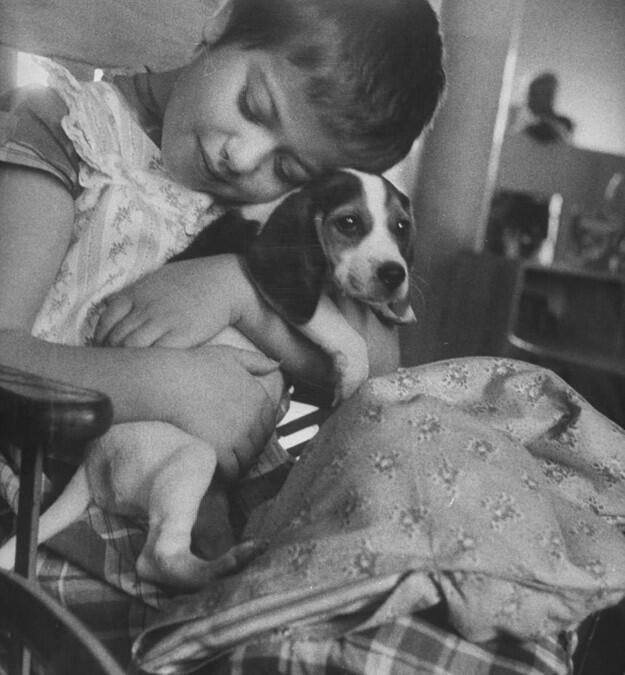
[220,127,277,176]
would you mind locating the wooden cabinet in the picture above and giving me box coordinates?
[508,263,625,377]
[441,251,625,426]
[505,262,625,427]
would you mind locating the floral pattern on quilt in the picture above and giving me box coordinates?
[134,357,625,675]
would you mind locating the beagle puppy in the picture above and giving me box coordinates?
[175,169,416,401]
[0,171,415,588]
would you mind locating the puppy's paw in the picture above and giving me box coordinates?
[332,345,370,405]
[137,533,267,590]
[208,539,267,577]
[0,537,16,570]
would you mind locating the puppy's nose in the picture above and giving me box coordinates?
[377,262,406,290]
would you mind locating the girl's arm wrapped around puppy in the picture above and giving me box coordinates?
[94,255,400,390]
[0,166,280,448]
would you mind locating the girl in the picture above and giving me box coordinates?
[0,0,444,584]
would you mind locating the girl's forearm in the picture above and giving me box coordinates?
[0,328,283,453]
[0,328,180,423]
[205,256,335,387]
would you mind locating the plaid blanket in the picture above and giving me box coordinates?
[211,615,572,675]
[31,549,575,674]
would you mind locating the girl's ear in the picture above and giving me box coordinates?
[247,190,327,326]
[201,0,233,45]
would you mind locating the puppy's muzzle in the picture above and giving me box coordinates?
[377,261,406,291]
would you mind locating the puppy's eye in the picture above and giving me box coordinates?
[334,215,360,235]
[394,219,411,237]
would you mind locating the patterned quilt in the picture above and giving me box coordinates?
[4,357,625,674]
[133,358,625,674]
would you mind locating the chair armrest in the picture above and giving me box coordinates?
[0,364,113,579]
[0,365,113,455]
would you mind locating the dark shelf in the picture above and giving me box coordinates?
[508,263,625,374]
[508,334,625,377]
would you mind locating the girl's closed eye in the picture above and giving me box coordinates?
[238,70,275,127]
[238,86,262,125]
[239,84,311,186]
[237,71,314,188]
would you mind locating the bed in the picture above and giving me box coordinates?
[1,3,625,673]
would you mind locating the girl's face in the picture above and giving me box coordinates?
[161,43,346,203]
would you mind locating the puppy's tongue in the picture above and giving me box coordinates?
[375,297,416,324]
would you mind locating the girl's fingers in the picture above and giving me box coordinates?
[103,312,151,346]
[120,321,172,348]
[228,347,281,376]
[152,329,200,348]
[93,295,134,345]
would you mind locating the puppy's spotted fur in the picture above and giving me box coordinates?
[177,168,417,401]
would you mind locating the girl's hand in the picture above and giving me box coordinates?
[94,256,247,348]
[94,255,334,388]
[158,343,284,475]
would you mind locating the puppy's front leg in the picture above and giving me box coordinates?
[299,294,369,404]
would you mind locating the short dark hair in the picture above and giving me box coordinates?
[215,0,446,173]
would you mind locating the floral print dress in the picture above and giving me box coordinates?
[30,58,224,345]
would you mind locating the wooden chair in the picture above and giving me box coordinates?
[0,365,114,674]
[0,566,124,675]
[0,365,113,581]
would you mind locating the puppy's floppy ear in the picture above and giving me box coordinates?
[403,214,417,270]
[247,188,327,325]
[394,187,418,269]
[170,210,259,262]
